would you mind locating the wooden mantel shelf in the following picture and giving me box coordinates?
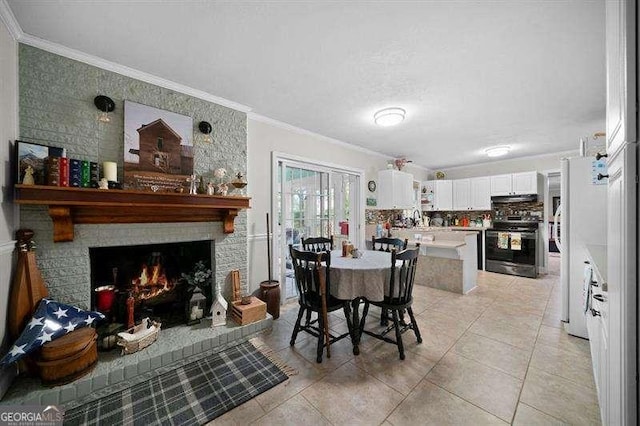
[14,185,251,242]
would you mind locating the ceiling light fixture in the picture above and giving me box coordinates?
[94,95,115,123]
[485,146,511,157]
[374,107,406,127]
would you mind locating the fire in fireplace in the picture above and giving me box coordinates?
[89,241,213,330]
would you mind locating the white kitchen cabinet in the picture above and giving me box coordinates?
[377,169,414,209]
[605,0,635,155]
[452,177,490,211]
[452,179,471,210]
[489,174,512,196]
[512,172,538,195]
[470,177,491,210]
[421,180,452,211]
[434,180,453,210]
[490,172,539,196]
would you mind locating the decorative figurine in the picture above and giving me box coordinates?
[207,181,215,195]
[126,292,135,329]
[98,178,109,190]
[187,174,197,195]
[22,166,35,185]
[216,182,228,196]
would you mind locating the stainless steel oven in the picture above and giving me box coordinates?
[485,219,539,278]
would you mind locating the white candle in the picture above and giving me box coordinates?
[103,161,117,182]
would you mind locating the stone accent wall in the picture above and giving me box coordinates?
[18,45,248,308]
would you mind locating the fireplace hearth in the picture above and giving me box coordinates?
[90,241,213,330]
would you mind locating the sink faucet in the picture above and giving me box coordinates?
[412,210,422,227]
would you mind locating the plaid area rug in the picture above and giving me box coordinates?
[64,340,290,426]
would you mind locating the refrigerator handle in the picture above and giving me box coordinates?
[553,203,562,252]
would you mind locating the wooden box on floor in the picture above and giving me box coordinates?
[36,327,98,386]
[230,297,267,325]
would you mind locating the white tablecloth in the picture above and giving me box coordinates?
[329,250,393,302]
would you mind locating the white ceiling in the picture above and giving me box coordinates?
[7,0,605,170]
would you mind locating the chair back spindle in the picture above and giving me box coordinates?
[372,237,408,252]
[302,236,334,252]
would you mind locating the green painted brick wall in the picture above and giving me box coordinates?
[18,44,248,307]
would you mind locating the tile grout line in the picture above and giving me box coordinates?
[510,273,562,424]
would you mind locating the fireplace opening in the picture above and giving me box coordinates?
[90,240,213,331]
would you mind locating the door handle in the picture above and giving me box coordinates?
[595,152,608,161]
[597,173,609,180]
[593,294,606,302]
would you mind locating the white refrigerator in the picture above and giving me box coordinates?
[556,156,607,339]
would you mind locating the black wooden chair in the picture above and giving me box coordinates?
[301,236,334,252]
[289,245,355,363]
[371,236,408,252]
[359,244,422,360]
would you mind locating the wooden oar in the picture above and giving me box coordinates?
[316,253,331,358]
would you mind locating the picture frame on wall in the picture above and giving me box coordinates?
[16,140,63,185]
[123,101,194,192]
[366,197,377,207]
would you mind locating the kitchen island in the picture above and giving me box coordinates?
[384,228,479,294]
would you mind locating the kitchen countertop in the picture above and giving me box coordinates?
[419,240,466,249]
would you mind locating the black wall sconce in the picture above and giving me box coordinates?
[199,121,213,143]
[94,95,115,123]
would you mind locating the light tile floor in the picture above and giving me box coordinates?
[212,256,601,425]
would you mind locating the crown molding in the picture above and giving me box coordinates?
[18,33,252,113]
[440,149,579,172]
[248,112,431,172]
[0,0,23,40]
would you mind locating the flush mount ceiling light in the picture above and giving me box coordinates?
[485,145,511,157]
[374,107,406,127]
[94,95,115,123]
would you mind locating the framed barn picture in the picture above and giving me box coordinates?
[16,140,63,185]
[124,101,194,192]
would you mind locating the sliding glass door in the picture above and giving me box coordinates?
[274,157,361,300]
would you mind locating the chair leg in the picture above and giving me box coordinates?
[343,303,359,356]
[392,309,405,360]
[407,307,422,344]
[359,301,370,336]
[305,309,313,326]
[290,306,305,346]
[316,311,325,363]
[380,307,388,326]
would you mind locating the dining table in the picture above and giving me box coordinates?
[328,249,395,355]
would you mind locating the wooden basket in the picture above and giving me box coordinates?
[36,327,98,386]
[117,318,161,355]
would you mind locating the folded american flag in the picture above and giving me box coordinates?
[0,298,104,366]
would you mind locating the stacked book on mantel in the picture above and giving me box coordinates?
[47,156,99,188]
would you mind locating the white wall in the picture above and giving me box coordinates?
[438,150,575,179]
[246,117,428,292]
[0,16,18,398]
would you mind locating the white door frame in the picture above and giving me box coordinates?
[270,151,365,293]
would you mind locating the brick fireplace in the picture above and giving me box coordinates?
[19,205,247,310]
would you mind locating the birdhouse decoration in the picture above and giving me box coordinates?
[210,282,228,327]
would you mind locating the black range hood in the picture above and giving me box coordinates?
[491,194,538,204]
